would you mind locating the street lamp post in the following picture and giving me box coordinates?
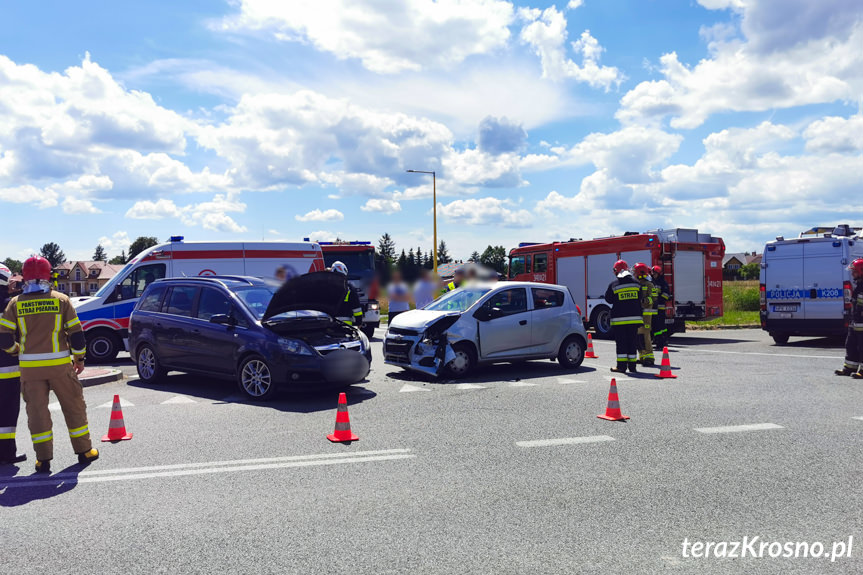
[406,169,437,275]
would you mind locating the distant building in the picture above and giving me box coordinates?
[54,261,124,296]
[722,253,747,273]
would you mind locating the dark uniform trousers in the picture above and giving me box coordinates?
[0,367,21,460]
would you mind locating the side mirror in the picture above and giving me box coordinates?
[489,307,503,319]
[210,314,235,326]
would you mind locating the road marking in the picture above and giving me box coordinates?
[688,349,840,360]
[399,384,430,393]
[557,378,586,384]
[509,381,538,387]
[1,449,415,488]
[48,402,61,411]
[516,435,615,448]
[96,398,134,408]
[852,416,863,421]
[161,395,197,404]
[454,383,486,390]
[694,423,784,434]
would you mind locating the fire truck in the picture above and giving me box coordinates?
[318,241,380,338]
[508,229,725,337]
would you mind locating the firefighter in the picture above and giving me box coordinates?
[0,256,98,473]
[604,260,643,373]
[633,263,656,366]
[331,261,364,328]
[0,263,26,465]
[651,265,671,349]
[836,258,863,378]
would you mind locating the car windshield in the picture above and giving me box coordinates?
[424,287,491,313]
[323,251,375,277]
[233,286,277,319]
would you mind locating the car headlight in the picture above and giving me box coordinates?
[369,302,380,311]
[278,337,313,356]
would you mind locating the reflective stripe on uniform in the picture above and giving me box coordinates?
[31,430,53,444]
[17,317,27,352]
[52,314,61,353]
[68,424,89,438]
[610,315,644,325]
[0,365,20,379]
[0,426,15,440]
[0,317,15,330]
[19,350,70,368]
[71,347,86,355]
[64,317,81,329]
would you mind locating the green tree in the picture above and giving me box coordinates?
[93,244,107,261]
[469,251,481,262]
[396,249,408,275]
[39,242,66,267]
[108,251,126,265]
[437,240,452,264]
[739,262,760,280]
[377,233,396,264]
[2,258,22,274]
[128,236,159,260]
[480,245,507,274]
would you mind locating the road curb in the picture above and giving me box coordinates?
[80,368,124,388]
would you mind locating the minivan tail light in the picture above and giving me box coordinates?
[844,281,853,311]
[575,305,582,316]
[759,284,767,312]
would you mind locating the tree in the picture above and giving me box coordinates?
[480,245,507,274]
[377,233,396,264]
[93,244,107,262]
[128,236,159,260]
[2,258,22,274]
[109,251,126,265]
[396,249,408,275]
[469,251,481,263]
[739,262,760,281]
[437,241,452,264]
[39,242,65,267]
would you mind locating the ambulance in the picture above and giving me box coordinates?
[508,228,725,338]
[73,237,326,361]
[760,224,863,344]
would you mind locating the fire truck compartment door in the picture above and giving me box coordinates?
[586,254,619,298]
[557,256,585,308]
[673,251,706,304]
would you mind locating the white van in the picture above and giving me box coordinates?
[760,224,863,344]
[73,237,326,361]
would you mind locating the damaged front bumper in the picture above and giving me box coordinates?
[383,331,457,377]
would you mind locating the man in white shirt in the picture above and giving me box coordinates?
[387,270,411,323]
[412,269,437,310]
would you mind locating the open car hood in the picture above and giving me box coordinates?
[262,271,347,320]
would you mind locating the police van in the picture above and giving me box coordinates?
[760,224,863,344]
[73,237,326,361]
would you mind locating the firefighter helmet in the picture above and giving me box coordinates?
[0,263,10,286]
[613,260,628,274]
[850,259,863,277]
[652,265,663,276]
[22,256,52,282]
[330,261,348,276]
[633,262,650,278]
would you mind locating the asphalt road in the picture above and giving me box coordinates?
[2,329,861,574]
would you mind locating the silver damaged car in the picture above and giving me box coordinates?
[383,281,587,378]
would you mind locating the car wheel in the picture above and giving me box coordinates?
[86,329,120,362]
[590,306,613,339]
[136,344,166,384]
[558,335,585,369]
[772,333,790,345]
[238,356,278,401]
[444,343,476,378]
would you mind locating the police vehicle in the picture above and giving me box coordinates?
[760,224,863,344]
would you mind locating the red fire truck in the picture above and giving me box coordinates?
[318,241,380,338]
[508,229,725,337]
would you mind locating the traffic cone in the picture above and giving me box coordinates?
[584,333,598,359]
[655,347,677,379]
[101,394,133,442]
[597,379,629,421]
[327,392,359,442]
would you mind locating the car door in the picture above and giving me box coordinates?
[186,287,242,374]
[155,286,199,370]
[530,287,569,354]
[476,287,531,358]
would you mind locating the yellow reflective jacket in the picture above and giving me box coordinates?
[0,290,86,369]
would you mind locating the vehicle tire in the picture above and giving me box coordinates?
[362,325,376,339]
[590,306,613,339]
[444,343,476,379]
[237,356,278,401]
[771,333,790,345]
[135,344,166,384]
[86,329,121,363]
[558,335,585,369]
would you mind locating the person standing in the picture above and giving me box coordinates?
[438,267,465,297]
[0,256,98,473]
[651,265,671,349]
[386,270,411,323]
[413,269,437,310]
[836,259,863,378]
[0,263,25,465]
[633,263,656,366]
[604,260,643,374]
[330,261,364,328]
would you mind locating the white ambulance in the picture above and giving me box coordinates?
[760,224,863,344]
[73,237,326,361]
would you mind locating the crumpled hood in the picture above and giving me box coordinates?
[388,309,460,331]
[263,271,347,320]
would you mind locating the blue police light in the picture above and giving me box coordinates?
[170,236,184,242]
[303,237,310,242]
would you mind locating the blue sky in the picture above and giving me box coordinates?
[1,0,861,262]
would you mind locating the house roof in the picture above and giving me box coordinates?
[435,262,462,278]
[55,261,123,280]
[722,253,746,266]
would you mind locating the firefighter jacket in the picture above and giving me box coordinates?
[653,275,671,310]
[852,279,863,331]
[0,288,18,380]
[0,290,86,369]
[638,277,657,316]
[604,272,644,326]
[439,280,461,296]
[336,287,364,326]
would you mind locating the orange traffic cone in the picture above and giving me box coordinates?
[597,379,629,421]
[655,347,677,379]
[101,394,133,442]
[327,392,359,442]
[585,333,598,358]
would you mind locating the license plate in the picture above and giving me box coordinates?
[773,304,798,312]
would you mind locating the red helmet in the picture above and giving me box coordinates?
[613,260,628,274]
[850,259,863,276]
[633,262,650,277]
[22,256,52,282]
[652,265,663,275]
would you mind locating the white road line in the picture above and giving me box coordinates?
[454,383,486,390]
[399,384,431,393]
[557,378,586,384]
[96,398,134,408]
[852,416,863,421]
[516,435,615,448]
[694,423,784,434]
[161,395,197,404]
[686,349,840,360]
[509,381,538,387]
[2,449,415,488]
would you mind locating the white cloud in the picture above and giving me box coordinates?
[438,197,532,227]
[519,6,623,90]
[62,197,101,214]
[98,231,131,256]
[307,230,340,243]
[295,208,344,222]
[218,0,515,74]
[125,199,179,220]
[567,0,584,9]
[361,198,402,214]
[0,185,58,208]
[803,114,863,153]
[126,195,247,233]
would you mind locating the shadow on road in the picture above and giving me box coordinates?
[669,336,752,346]
[0,463,85,507]
[384,360,598,385]
[777,336,845,349]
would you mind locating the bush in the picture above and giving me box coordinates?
[724,281,760,312]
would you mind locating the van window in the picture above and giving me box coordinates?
[197,288,232,321]
[509,256,525,277]
[164,286,197,317]
[137,285,168,312]
[532,288,564,309]
[534,254,548,273]
[525,255,532,273]
[117,264,167,300]
[485,288,528,317]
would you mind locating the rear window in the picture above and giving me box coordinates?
[164,286,197,317]
[137,285,167,312]
[532,288,564,308]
